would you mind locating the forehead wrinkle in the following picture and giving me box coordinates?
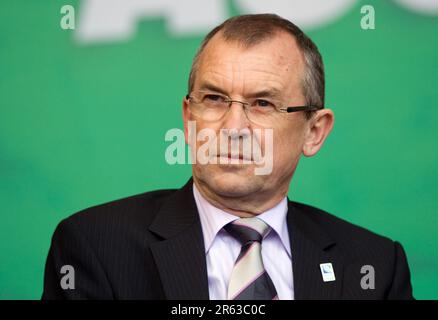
[196,33,304,100]
[197,69,237,93]
[201,48,288,78]
[197,67,289,102]
[201,57,288,86]
[198,71,285,101]
[241,79,285,99]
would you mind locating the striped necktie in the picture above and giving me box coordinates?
[224,217,278,300]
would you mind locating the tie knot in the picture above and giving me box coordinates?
[224,217,271,244]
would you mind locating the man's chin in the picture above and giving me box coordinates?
[203,171,263,198]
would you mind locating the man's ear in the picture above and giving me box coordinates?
[182,97,191,144]
[302,109,335,157]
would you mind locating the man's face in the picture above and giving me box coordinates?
[183,31,313,205]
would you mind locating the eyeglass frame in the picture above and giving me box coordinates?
[185,92,323,114]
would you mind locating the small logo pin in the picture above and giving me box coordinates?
[320,263,336,282]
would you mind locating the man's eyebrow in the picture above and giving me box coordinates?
[245,88,283,99]
[198,82,229,95]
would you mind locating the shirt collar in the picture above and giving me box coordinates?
[193,183,291,257]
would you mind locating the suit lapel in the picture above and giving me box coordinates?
[149,179,210,299]
[288,201,344,299]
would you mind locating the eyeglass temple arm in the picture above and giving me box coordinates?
[283,106,323,113]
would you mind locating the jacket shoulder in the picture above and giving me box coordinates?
[59,188,177,235]
[289,201,395,254]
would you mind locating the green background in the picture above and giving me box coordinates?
[1,0,437,299]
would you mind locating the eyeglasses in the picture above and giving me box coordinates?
[186,91,322,126]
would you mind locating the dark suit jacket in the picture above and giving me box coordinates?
[42,178,414,299]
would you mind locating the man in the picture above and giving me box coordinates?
[42,14,413,299]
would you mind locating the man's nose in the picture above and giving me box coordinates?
[221,101,250,132]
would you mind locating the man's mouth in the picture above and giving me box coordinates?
[217,153,252,162]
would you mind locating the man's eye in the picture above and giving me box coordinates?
[255,99,274,108]
[204,94,225,102]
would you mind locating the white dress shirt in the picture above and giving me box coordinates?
[193,183,294,300]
